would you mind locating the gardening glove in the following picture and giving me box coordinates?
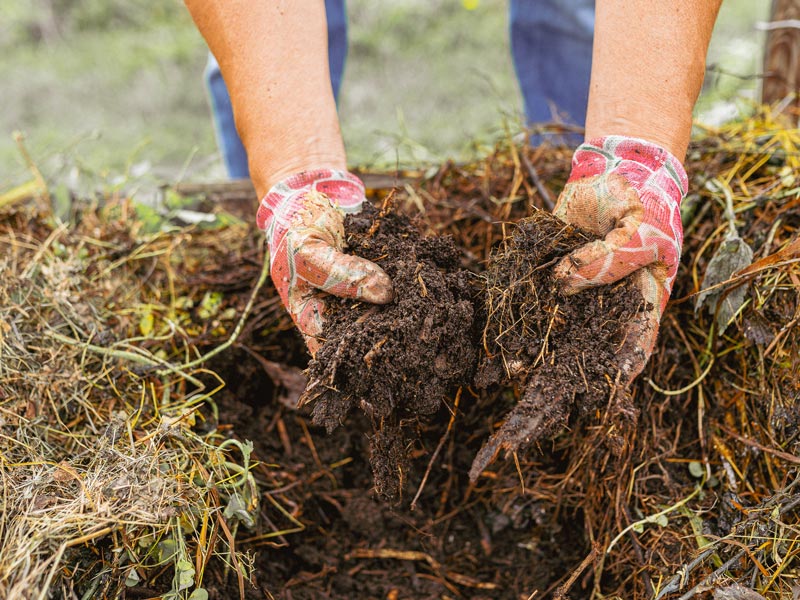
[553,136,688,381]
[256,169,394,355]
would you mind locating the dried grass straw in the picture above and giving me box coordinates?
[0,206,267,599]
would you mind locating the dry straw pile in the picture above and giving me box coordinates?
[0,204,266,599]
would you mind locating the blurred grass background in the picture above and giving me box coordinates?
[1,0,770,190]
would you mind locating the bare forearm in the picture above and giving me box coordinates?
[585,0,722,159]
[185,0,346,197]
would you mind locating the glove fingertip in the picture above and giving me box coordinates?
[552,254,575,281]
[358,270,394,304]
[558,275,593,296]
[552,255,590,295]
[304,335,322,358]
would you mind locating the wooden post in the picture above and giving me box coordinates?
[762,0,800,122]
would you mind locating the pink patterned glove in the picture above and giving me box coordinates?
[553,136,688,380]
[256,169,394,355]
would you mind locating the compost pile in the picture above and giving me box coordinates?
[1,110,799,600]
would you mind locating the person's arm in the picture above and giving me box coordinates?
[585,0,722,159]
[184,2,393,356]
[554,1,722,381]
[184,0,345,198]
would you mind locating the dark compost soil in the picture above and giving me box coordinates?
[471,210,646,477]
[302,199,645,488]
[304,202,480,498]
[200,379,583,600]
[182,202,600,599]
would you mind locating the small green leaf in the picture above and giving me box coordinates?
[224,491,256,528]
[695,230,753,333]
[158,538,177,562]
[139,309,154,336]
[189,589,209,600]
[198,291,224,319]
[176,559,196,590]
[688,461,704,478]
[134,201,168,234]
[632,522,644,534]
[654,513,669,528]
[125,568,141,587]
[239,440,254,463]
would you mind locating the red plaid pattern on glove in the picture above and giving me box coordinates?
[553,136,688,380]
[257,169,393,354]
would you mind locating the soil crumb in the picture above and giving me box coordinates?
[471,209,646,478]
[304,202,479,497]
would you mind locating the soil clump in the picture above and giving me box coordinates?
[304,202,479,498]
[471,209,646,477]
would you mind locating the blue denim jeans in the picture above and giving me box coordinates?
[510,0,594,144]
[204,0,348,179]
[205,0,594,178]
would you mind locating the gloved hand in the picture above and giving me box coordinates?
[553,136,688,381]
[256,169,394,355]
